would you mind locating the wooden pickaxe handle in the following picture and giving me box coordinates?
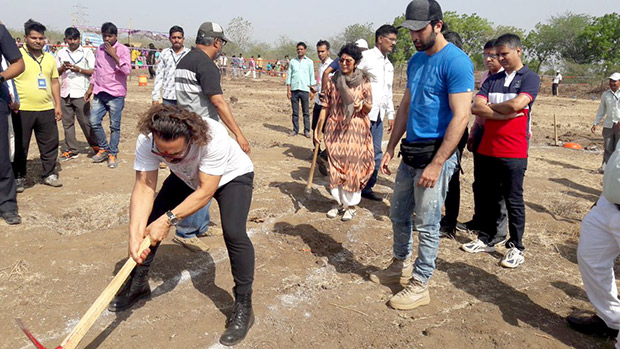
[59,236,152,349]
[305,144,321,194]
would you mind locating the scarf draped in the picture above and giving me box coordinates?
[332,69,365,124]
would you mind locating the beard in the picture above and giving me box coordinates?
[213,47,223,60]
[414,31,437,52]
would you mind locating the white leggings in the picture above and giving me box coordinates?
[577,195,620,348]
[330,186,361,207]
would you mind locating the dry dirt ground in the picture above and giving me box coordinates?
[1,72,617,349]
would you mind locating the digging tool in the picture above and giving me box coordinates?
[305,143,321,194]
[16,236,153,349]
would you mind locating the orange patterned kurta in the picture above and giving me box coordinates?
[322,76,375,193]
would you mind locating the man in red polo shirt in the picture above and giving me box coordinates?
[460,33,540,269]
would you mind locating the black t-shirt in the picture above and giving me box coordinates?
[0,24,22,104]
[175,48,223,120]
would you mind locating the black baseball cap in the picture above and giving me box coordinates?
[197,22,230,43]
[399,0,443,31]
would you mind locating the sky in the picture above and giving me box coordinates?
[1,0,617,45]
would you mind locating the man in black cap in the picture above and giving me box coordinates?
[369,0,474,310]
[170,22,251,254]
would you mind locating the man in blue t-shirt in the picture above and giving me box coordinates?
[369,0,473,311]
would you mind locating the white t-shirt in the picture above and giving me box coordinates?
[134,118,254,190]
[553,74,562,84]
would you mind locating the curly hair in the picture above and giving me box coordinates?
[138,104,211,146]
[338,43,363,63]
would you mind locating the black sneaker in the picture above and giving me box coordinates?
[220,290,254,346]
[567,311,619,339]
[15,178,25,193]
[1,211,21,225]
[439,226,456,239]
[362,191,383,201]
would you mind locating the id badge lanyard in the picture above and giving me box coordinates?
[26,49,47,89]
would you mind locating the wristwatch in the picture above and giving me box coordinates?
[165,210,180,226]
[0,75,5,84]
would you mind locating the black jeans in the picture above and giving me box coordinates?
[142,171,255,294]
[12,109,59,178]
[291,90,310,134]
[0,102,17,214]
[552,83,558,96]
[476,154,527,250]
[441,129,468,229]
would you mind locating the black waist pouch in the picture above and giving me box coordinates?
[399,138,443,168]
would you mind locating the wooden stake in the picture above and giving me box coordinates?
[553,113,558,146]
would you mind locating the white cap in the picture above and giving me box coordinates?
[609,72,620,81]
[355,39,369,50]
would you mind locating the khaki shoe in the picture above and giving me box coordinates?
[369,258,413,286]
[388,279,430,310]
[197,224,223,237]
[172,236,210,253]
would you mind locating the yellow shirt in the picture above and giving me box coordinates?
[14,47,59,111]
[132,49,140,62]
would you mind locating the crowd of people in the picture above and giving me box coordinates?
[1,0,620,347]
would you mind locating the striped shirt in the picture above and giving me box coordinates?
[476,65,540,158]
[152,47,189,101]
[174,48,222,121]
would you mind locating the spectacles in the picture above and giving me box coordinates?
[219,38,227,47]
[151,138,191,163]
[483,53,498,59]
[339,57,355,65]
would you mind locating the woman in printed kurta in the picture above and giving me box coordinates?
[314,43,374,221]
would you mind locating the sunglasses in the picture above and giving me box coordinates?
[483,53,498,59]
[151,138,191,163]
[339,57,355,65]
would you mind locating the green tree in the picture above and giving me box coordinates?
[579,13,620,73]
[442,11,494,58]
[390,14,415,64]
[226,17,253,53]
[342,22,375,47]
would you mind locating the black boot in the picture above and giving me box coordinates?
[108,265,151,312]
[219,289,254,346]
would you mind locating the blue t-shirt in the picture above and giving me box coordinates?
[328,59,340,72]
[406,43,474,142]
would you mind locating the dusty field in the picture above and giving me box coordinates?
[1,72,616,349]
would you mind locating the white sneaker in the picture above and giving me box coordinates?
[501,246,524,268]
[326,205,342,219]
[341,209,356,221]
[461,239,495,253]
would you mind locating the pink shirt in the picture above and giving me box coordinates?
[90,41,131,97]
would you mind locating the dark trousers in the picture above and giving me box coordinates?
[291,90,310,134]
[476,154,527,250]
[441,129,468,229]
[552,83,558,96]
[148,67,156,79]
[142,171,255,294]
[0,102,17,214]
[12,109,59,179]
[61,96,96,152]
[362,115,383,195]
[469,125,507,243]
[162,99,177,106]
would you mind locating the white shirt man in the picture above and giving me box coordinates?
[315,56,333,105]
[592,73,620,172]
[152,46,189,104]
[56,32,97,158]
[357,46,395,123]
